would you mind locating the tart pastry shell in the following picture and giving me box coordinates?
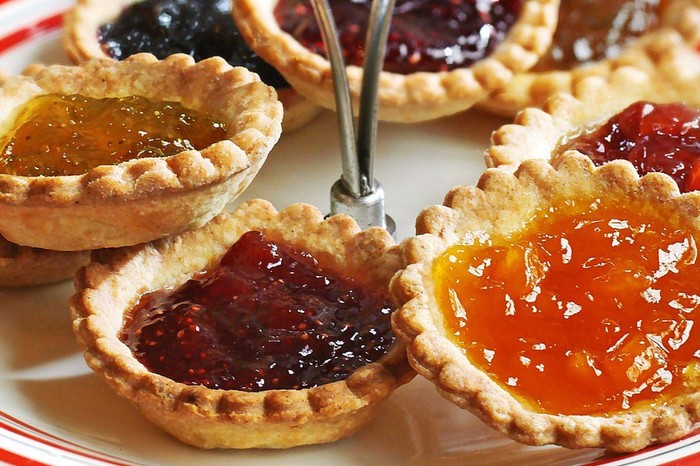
[485,66,679,173]
[0,53,282,251]
[70,199,414,449]
[63,0,321,132]
[232,0,559,123]
[478,0,700,118]
[0,235,89,287]
[391,153,700,452]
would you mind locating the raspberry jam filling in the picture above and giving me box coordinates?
[98,0,289,89]
[433,198,699,415]
[121,231,396,392]
[533,0,663,71]
[0,94,226,177]
[561,101,700,193]
[274,0,524,74]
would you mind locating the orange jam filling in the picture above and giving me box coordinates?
[0,93,227,176]
[433,198,700,415]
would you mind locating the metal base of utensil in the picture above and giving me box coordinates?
[330,179,396,236]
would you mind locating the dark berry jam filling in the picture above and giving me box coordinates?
[534,0,663,71]
[121,231,395,392]
[561,101,700,192]
[98,0,289,88]
[274,0,524,74]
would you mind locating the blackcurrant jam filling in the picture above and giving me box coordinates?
[98,0,289,89]
[560,101,700,193]
[274,0,524,74]
[121,231,396,392]
[533,0,663,71]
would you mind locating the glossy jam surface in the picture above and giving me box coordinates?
[0,94,226,177]
[433,199,700,415]
[534,0,663,71]
[562,101,700,193]
[274,0,524,74]
[98,0,288,88]
[121,231,395,392]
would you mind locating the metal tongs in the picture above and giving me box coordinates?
[310,0,396,235]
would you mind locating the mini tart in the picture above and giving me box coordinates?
[62,0,321,132]
[485,65,692,172]
[0,235,89,287]
[478,0,700,118]
[232,0,559,123]
[70,199,414,449]
[0,53,282,251]
[390,153,700,452]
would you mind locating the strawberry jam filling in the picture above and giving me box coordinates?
[98,0,289,89]
[121,231,395,392]
[561,101,700,193]
[534,0,663,71]
[433,198,700,415]
[274,0,524,74]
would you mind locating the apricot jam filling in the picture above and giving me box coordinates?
[560,101,700,193]
[433,198,700,415]
[0,93,227,177]
[274,0,524,74]
[533,0,663,71]
[121,231,395,392]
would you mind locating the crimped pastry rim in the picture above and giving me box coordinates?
[478,0,700,117]
[0,53,281,205]
[485,65,684,173]
[390,153,700,452]
[232,0,559,123]
[70,199,415,449]
[62,0,321,131]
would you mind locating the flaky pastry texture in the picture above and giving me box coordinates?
[478,0,700,117]
[62,0,320,131]
[0,235,89,287]
[232,0,559,123]
[70,199,414,449]
[391,153,700,452]
[0,53,282,251]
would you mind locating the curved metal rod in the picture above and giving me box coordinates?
[356,0,395,196]
[309,0,361,197]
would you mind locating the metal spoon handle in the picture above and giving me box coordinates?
[356,0,395,196]
[309,0,361,197]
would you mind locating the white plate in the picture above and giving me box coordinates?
[0,1,697,465]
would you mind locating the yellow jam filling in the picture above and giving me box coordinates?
[433,198,699,415]
[0,94,227,176]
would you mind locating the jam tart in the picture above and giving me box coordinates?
[478,0,700,117]
[70,199,414,449]
[232,0,559,123]
[63,0,320,132]
[0,53,281,251]
[485,66,700,193]
[0,235,89,287]
[391,153,700,452]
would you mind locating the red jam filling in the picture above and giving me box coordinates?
[533,0,663,71]
[274,0,524,74]
[433,198,700,415]
[561,101,700,193]
[121,231,395,392]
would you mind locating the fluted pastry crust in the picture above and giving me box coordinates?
[478,0,700,117]
[232,0,559,123]
[0,235,89,287]
[391,153,700,452]
[0,53,282,250]
[62,0,321,131]
[70,199,414,449]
